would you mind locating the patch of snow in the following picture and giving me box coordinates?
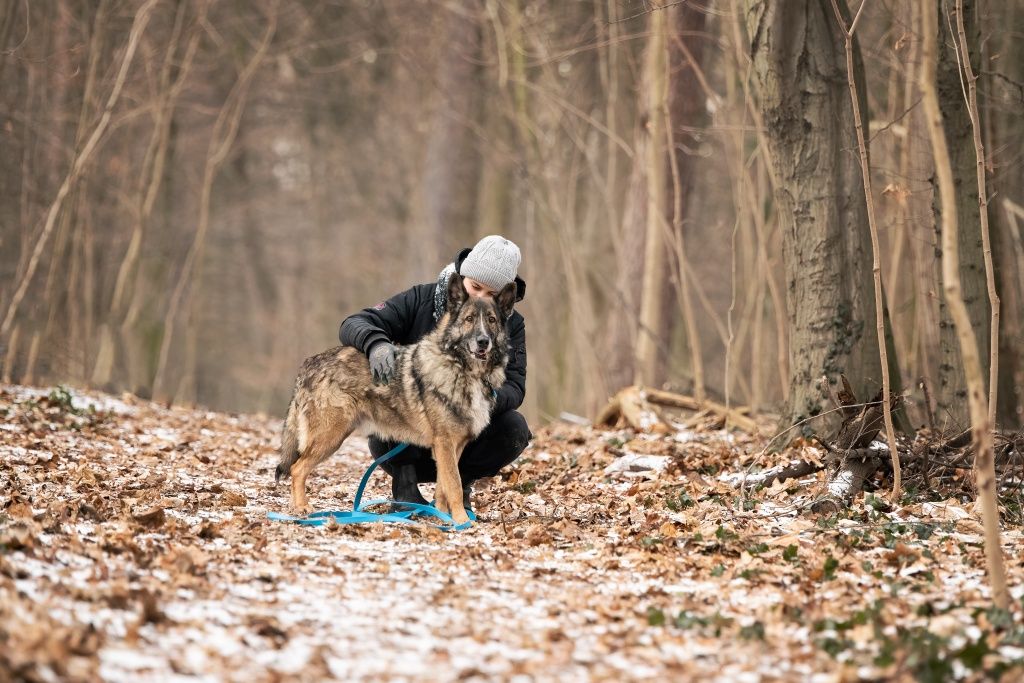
[669,428,700,442]
[603,452,671,478]
[99,647,170,673]
[151,427,182,443]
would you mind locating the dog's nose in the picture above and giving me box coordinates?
[475,335,491,351]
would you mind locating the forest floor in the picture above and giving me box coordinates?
[2,384,1024,682]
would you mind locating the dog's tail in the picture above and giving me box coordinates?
[275,398,300,483]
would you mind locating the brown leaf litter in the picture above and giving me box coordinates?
[2,384,1023,681]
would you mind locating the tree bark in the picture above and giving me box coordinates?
[811,455,879,514]
[0,0,159,340]
[417,3,484,278]
[987,2,1024,426]
[725,2,789,407]
[93,1,204,389]
[934,0,989,430]
[152,12,276,402]
[634,5,671,388]
[995,199,1024,425]
[901,1,942,413]
[829,0,902,499]
[744,0,882,430]
[919,0,1009,611]
[606,139,647,394]
[953,0,1000,428]
[605,0,647,396]
[664,4,709,401]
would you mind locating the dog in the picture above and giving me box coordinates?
[275,273,517,525]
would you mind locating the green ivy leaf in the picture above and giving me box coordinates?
[823,555,839,581]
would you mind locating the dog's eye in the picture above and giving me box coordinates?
[465,314,475,323]
[488,316,497,324]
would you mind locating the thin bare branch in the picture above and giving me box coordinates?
[829,0,902,500]
[919,0,1008,611]
[953,0,1000,426]
[0,0,161,339]
[609,0,692,25]
[153,9,278,400]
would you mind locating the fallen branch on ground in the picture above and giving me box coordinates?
[739,459,823,489]
[595,386,759,435]
[810,454,882,515]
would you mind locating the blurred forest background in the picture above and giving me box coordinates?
[1,0,1022,433]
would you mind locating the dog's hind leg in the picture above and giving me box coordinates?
[275,399,301,483]
[432,435,471,525]
[288,408,355,516]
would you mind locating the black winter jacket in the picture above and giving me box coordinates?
[339,248,527,416]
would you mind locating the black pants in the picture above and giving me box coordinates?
[368,410,531,484]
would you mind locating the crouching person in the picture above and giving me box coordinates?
[339,235,531,510]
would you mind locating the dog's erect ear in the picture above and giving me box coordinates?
[447,273,467,311]
[496,281,517,321]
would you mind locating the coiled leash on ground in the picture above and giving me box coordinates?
[267,443,476,531]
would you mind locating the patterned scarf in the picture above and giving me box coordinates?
[433,262,457,323]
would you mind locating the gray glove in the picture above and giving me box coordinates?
[368,341,397,385]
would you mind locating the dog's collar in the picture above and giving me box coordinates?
[482,379,499,400]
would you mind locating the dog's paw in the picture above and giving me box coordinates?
[437,493,470,525]
[289,502,314,517]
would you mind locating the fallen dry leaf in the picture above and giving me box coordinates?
[0,383,1022,682]
[525,524,552,546]
[131,505,166,528]
[219,490,247,507]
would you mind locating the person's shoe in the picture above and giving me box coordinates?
[390,463,428,510]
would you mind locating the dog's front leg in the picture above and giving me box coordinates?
[433,436,470,525]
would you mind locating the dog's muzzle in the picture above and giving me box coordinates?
[472,335,491,360]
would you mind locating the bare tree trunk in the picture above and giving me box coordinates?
[0,0,159,339]
[829,0,902,499]
[93,2,204,389]
[998,200,1024,424]
[2,325,19,383]
[418,3,483,277]
[744,0,882,430]
[8,23,38,330]
[0,0,19,78]
[934,0,989,430]
[607,143,647,394]
[44,0,77,375]
[53,0,96,383]
[953,0,999,427]
[893,0,942,416]
[634,5,670,388]
[919,0,1009,611]
[603,0,647,397]
[23,331,41,386]
[725,3,789,407]
[119,114,179,398]
[152,12,276,402]
[663,5,709,401]
[987,2,1023,426]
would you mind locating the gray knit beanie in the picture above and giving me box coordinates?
[459,235,521,291]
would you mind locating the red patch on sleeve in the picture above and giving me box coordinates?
[373,302,386,310]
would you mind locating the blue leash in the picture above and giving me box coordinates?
[267,442,476,531]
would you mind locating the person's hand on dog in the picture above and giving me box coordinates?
[368,341,397,385]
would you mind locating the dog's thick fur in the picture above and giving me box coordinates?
[275,274,517,524]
